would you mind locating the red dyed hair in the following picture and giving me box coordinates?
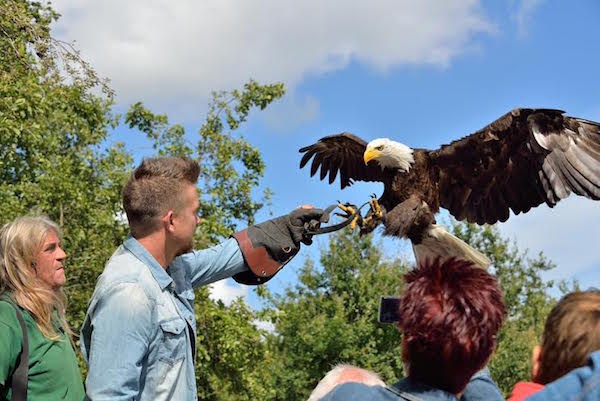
[398,258,506,394]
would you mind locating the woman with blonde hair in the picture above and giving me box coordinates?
[0,216,84,401]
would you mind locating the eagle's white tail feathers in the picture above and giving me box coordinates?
[412,224,491,269]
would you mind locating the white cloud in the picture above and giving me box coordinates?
[51,0,494,119]
[513,0,544,37]
[261,93,320,132]
[497,196,600,282]
[208,279,249,305]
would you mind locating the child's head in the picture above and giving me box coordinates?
[532,290,600,384]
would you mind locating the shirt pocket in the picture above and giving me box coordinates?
[158,317,187,365]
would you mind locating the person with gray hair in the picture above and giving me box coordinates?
[308,365,387,401]
[0,215,84,401]
[81,156,329,401]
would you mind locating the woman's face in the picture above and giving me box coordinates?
[35,229,67,290]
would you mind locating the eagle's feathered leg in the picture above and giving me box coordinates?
[382,195,434,241]
[383,195,490,269]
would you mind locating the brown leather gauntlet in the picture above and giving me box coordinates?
[231,208,328,285]
[231,229,293,285]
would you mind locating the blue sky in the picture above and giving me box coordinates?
[53,0,600,306]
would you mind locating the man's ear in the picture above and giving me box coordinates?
[531,345,542,383]
[162,210,175,232]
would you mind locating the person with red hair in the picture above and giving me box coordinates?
[312,258,506,401]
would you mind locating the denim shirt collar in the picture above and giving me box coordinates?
[123,236,173,290]
[391,378,459,401]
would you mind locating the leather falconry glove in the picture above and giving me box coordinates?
[232,207,330,285]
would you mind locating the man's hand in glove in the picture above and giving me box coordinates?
[287,205,330,246]
[247,205,330,261]
[231,206,330,284]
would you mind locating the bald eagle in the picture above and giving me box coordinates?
[299,108,600,268]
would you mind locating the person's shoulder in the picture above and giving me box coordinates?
[0,299,23,341]
[590,350,600,368]
[320,382,398,401]
[0,299,18,323]
[507,381,544,401]
[526,351,600,401]
[104,244,145,273]
[91,254,157,307]
[97,246,154,288]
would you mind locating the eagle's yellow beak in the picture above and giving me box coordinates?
[364,149,379,165]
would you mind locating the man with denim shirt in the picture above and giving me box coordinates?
[81,157,328,401]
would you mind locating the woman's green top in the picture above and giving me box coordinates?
[0,295,85,401]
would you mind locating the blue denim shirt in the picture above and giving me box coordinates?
[526,350,600,401]
[319,367,503,401]
[81,236,247,401]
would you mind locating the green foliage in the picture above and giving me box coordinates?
[123,83,286,400]
[1,3,574,400]
[193,287,275,401]
[257,223,564,400]
[0,1,111,96]
[1,3,285,397]
[124,80,284,247]
[125,102,191,157]
[259,230,408,401]
[0,1,132,369]
[452,222,557,395]
[196,81,283,245]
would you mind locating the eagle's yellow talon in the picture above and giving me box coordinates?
[337,203,354,214]
[349,214,360,230]
[368,196,383,219]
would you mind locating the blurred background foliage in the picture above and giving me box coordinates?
[0,1,575,399]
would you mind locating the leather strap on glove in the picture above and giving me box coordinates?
[232,207,329,285]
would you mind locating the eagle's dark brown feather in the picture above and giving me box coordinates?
[299,133,389,189]
[299,108,600,238]
[431,108,600,224]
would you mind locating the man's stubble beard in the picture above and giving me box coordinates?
[175,238,194,257]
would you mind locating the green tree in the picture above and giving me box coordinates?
[259,230,408,401]
[123,82,286,401]
[0,0,132,344]
[258,222,563,400]
[1,4,284,399]
[193,287,276,401]
[125,79,284,247]
[2,3,569,400]
[452,222,558,395]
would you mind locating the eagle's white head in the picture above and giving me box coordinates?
[364,138,414,171]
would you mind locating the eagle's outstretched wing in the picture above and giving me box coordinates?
[430,108,600,224]
[299,133,387,189]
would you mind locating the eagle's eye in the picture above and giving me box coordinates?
[375,145,384,151]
